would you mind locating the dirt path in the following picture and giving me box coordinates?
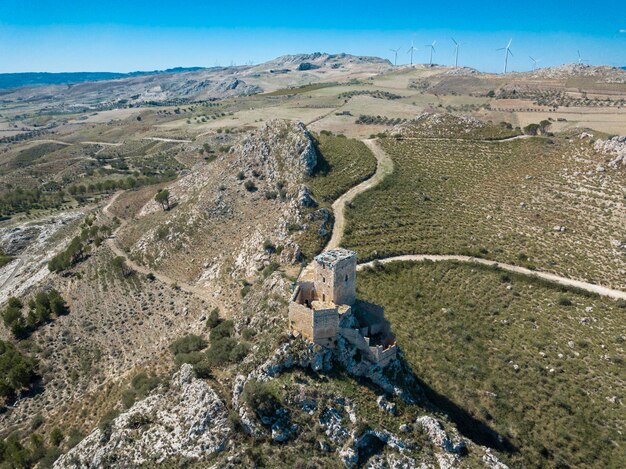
[102,192,224,311]
[300,138,626,300]
[80,141,123,146]
[300,139,393,280]
[395,134,532,143]
[358,255,626,301]
[142,137,192,143]
[327,139,394,250]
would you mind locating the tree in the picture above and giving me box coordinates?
[112,256,132,277]
[0,340,39,401]
[206,308,221,328]
[539,120,552,133]
[155,189,170,211]
[523,123,540,136]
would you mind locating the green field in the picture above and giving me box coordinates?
[357,260,626,468]
[342,128,626,290]
[296,132,377,260]
[307,132,377,205]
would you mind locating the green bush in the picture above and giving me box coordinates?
[0,340,39,401]
[206,308,221,329]
[2,290,67,339]
[49,428,64,447]
[241,381,280,423]
[558,297,572,307]
[169,335,207,355]
[193,359,213,379]
[209,320,233,342]
[205,337,238,366]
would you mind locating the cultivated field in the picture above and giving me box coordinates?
[358,260,626,468]
[342,120,626,290]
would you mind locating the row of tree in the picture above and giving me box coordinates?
[0,172,178,218]
[48,222,112,273]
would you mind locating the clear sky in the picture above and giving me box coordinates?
[1,0,625,73]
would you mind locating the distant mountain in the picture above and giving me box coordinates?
[0,67,206,90]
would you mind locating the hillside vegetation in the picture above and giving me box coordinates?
[307,132,377,205]
[343,116,626,289]
[358,260,625,468]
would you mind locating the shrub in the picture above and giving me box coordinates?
[210,320,233,342]
[242,381,280,422]
[193,359,212,379]
[229,342,250,363]
[261,262,280,279]
[205,337,238,366]
[263,239,276,253]
[98,409,120,435]
[236,171,245,180]
[206,308,221,328]
[30,413,44,430]
[49,427,64,447]
[0,340,39,401]
[244,180,256,192]
[242,328,256,341]
[169,335,207,355]
[558,297,572,307]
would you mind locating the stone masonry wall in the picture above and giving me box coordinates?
[314,254,356,306]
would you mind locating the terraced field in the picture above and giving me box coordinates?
[357,260,626,468]
[307,132,377,205]
[342,127,626,290]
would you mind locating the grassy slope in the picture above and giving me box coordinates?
[307,133,377,205]
[357,261,625,468]
[297,133,377,259]
[342,135,626,289]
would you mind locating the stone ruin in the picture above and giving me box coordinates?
[289,248,398,367]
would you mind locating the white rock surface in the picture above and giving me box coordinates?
[54,365,230,468]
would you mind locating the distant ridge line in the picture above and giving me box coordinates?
[0,67,206,90]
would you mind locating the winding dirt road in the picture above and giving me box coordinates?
[358,255,626,300]
[302,138,626,301]
[102,192,224,311]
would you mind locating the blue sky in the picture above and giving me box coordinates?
[1,0,625,73]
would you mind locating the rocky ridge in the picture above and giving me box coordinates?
[54,364,230,468]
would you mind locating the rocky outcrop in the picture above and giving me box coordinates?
[594,136,626,169]
[54,365,230,468]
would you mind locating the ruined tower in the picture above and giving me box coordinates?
[314,248,357,306]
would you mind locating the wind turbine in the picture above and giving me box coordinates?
[577,50,589,65]
[425,41,436,66]
[389,47,401,66]
[407,41,417,65]
[529,56,540,71]
[451,38,462,68]
[497,39,514,74]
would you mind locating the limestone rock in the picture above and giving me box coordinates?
[54,365,230,468]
